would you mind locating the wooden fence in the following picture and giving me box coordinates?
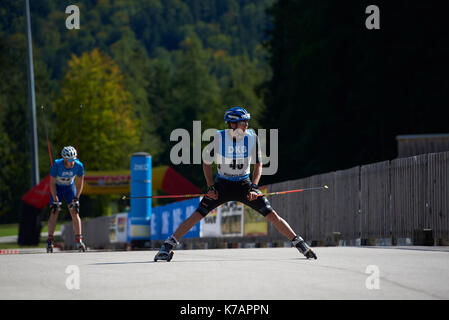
[396,134,449,157]
[270,152,449,245]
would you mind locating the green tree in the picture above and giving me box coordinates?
[0,0,275,218]
[109,29,163,161]
[172,34,222,130]
[0,33,30,222]
[217,51,267,128]
[54,48,140,170]
[264,0,449,184]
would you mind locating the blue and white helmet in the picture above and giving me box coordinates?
[61,146,77,160]
[224,107,251,123]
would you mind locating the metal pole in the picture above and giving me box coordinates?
[25,0,39,186]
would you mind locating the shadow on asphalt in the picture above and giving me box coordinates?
[89,257,310,265]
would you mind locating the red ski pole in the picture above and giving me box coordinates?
[120,185,329,200]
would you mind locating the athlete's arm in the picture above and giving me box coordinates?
[246,163,262,201]
[251,131,263,186]
[203,163,215,187]
[50,176,58,202]
[203,162,218,199]
[251,163,262,186]
[248,134,263,201]
[75,175,84,199]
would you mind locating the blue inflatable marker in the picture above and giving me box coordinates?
[127,152,152,242]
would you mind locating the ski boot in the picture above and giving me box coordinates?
[75,234,86,252]
[154,236,178,262]
[46,238,54,253]
[292,235,317,260]
[76,241,86,252]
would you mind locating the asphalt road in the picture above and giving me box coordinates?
[1,247,448,300]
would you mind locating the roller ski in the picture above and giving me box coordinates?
[76,241,86,252]
[46,203,61,254]
[292,235,317,260]
[75,235,86,252]
[46,238,54,253]
[154,236,178,262]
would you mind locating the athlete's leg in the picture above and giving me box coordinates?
[265,210,317,258]
[65,185,83,244]
[47,208,59,240]
[155,210,209,261]
[265,210,296,240]
[242,194,296,241]
[48,193,62,239]
[69,207,82,237]
[69,207,86,251]
[172,180,228,240]
[244,195,317,259]
[155,181,226,261]
[172,211,204,240]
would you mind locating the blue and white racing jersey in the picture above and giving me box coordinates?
[49,158,85,186]
[206,129,262,181]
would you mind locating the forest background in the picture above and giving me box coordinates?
[1,0,448,222]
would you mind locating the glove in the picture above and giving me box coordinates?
[247,183,262,201]
[69,198,80,212]
[206,185,218,199]
[249,183,262,194]
[50,201,62,214]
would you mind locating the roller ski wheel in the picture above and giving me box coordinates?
[46,240,54,253]
[292,235,317,260]
[77,242,86,252]
[154,250,174,262]
[154,236,178,262]
[304,248,317,260]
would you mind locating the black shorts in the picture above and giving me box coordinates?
[196,178,273,217]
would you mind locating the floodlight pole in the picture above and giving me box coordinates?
[25,0,39,186]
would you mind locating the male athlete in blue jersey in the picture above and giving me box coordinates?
[154,107,317,261]
[47,146,86,252]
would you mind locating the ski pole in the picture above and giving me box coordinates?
[120,185,329,200]
[261,185,329,196]
[121,193,206,200]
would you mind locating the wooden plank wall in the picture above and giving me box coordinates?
[333,167,359,240]
[360,161,390,239]
[397,137,449,157]
[427,152,449,242]
[265,151,448,244]
[390,155,428,239]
